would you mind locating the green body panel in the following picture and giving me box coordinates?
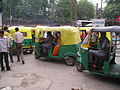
[79,48,89,70]
[103,61,110,74]
[35,42,80,59]
[12,39,33,50]
[78,47,120,76]
[22,39,33,47]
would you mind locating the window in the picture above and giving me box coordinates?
[21,32,27,37]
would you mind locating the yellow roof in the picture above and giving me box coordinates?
[35,26,81,45]
[78,27,93,31]
[9,26,33,32]
[8,26,33,39]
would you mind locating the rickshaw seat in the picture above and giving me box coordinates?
[52,45,60,56]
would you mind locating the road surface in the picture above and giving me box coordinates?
[0,54,120,90]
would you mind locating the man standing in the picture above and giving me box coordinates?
[14,27,25,64]
[0,30,11,71]
[4,26,14,63]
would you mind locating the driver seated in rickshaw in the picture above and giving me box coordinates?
[41,31,54,56]
[89,32,98,49]
[89,32,110,70]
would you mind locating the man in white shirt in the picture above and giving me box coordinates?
[14,27,25,64]
[4,26,14,63]
[0,30,11,71]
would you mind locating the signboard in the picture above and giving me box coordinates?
[116,16,120,22]
[92,19,105,27]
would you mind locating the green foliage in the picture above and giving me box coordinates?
[3,0,95,25]
[106,0,120,4]
[55,0,71,23]
[103,1,120,19]
[77,0,95,20]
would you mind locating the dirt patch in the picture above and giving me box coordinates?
[12,73,28,78]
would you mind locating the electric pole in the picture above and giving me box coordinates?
[0,0,3,27]
[70,0,77,26]
[101,0,103,18]
[96,3,98,18]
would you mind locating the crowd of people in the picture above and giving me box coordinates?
[0,26,25,71]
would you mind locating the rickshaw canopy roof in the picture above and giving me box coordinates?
[92,26,120,33]
[8,26,33,39]
[35,26,81,45]
[78,27,93,31]
[9,26,33,32]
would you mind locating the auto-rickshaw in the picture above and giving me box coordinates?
[76,26,120,77]
[78,27,111,41]
[33,26,48,43]
[9,26,34,53]
[34,26,81,65]
[78,27,93,41]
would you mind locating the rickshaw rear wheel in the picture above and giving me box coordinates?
[76,61,83,72]
[35,52,40,59]
[29,50,33,54]
[65,56,75,66]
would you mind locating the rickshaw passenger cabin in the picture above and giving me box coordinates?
[34,26,81,66]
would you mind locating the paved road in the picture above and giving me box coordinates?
[0,54,120,90]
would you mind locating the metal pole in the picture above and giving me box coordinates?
[70,0,74,25]
[101,0,103,10]
[73,0,77,26]
[101,0,103,18]
[9,0,12,25]
[96,3,98,18]
[0,0,3,28]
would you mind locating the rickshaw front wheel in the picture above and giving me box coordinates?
[35,52,40,59]
[65,56,75,66]
[76,61,83,72]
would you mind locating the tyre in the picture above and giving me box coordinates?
[29,50,33,54]
[35,52,40,59]
[65,56,75,66]
[76,61,83,72]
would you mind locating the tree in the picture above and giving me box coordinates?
[103,1,120,19]
[105,0,120,4]
[55,0,71,24]
[77,0,95,20]
[3,0,96,25]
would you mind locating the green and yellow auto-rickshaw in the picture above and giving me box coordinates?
[76,26,120,77]
[78,27,93,41]
[33,26,48,43]
[78,27,111,41]
[9,26,34,53]
[34,26,81,65]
